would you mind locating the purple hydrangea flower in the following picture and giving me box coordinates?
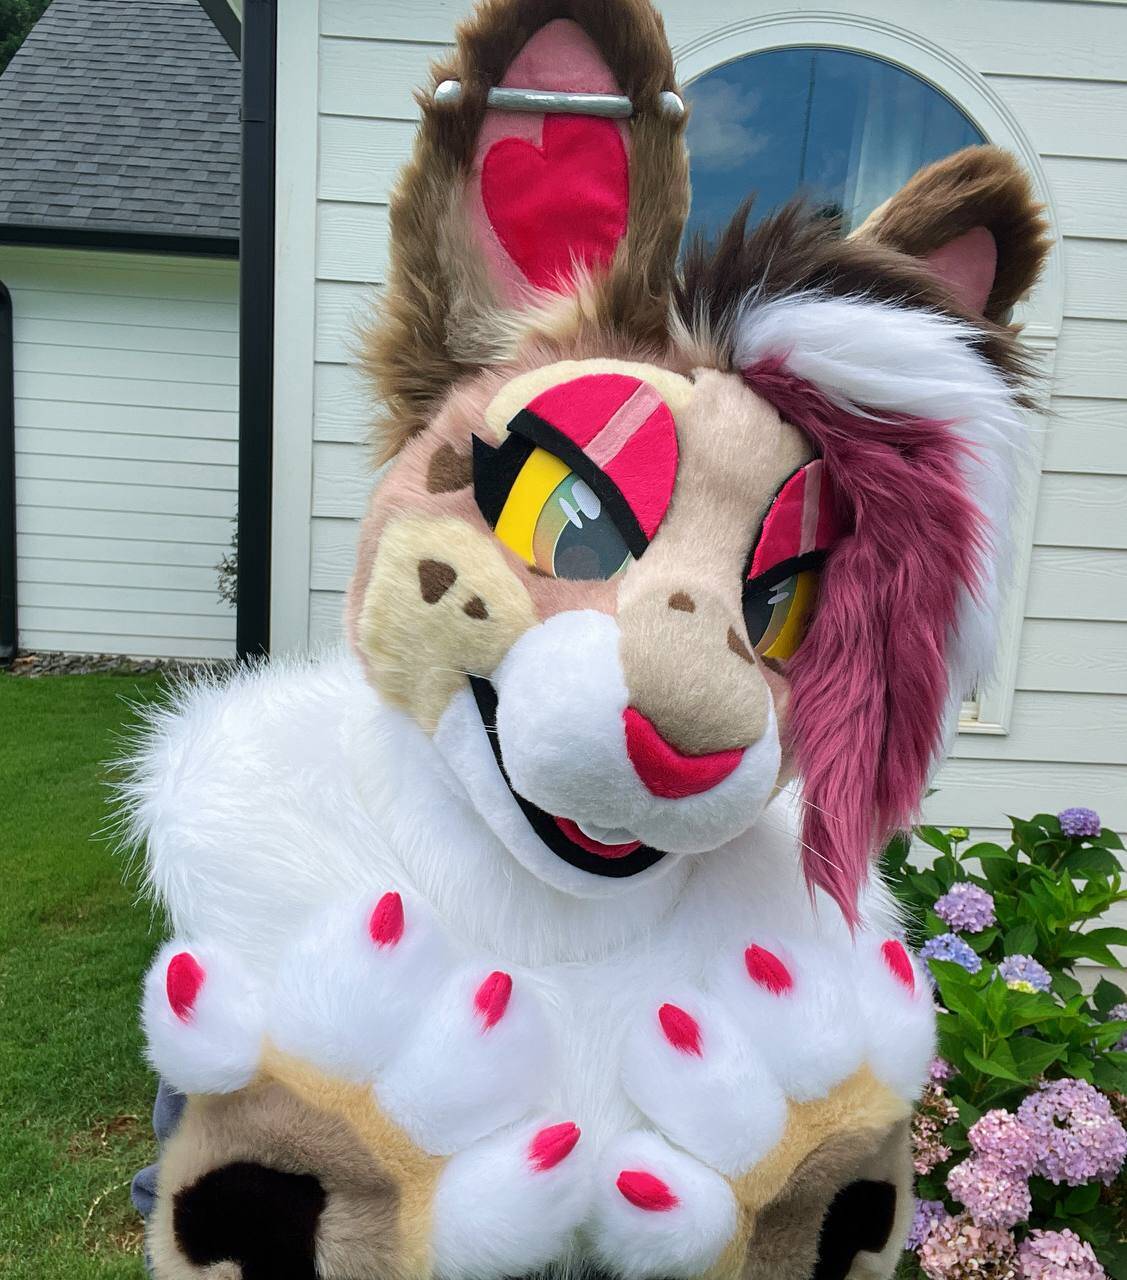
[921,932,983,973]
[997,954,1053,993]
[968,1109,1037,1177]
[934,882,996,932]
[1017,1079,1127,1186]
[1110,1002,1127,1054]
[929,1056,954,1083]
[1017,1228,1106,1279]
[1057,807,1101,838]
[906,1198,948,1251]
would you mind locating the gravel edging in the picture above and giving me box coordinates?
[4,652,236,679]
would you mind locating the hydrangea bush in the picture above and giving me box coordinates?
[882,810,1127,1279]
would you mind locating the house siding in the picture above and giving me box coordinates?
[1,246,238,659]
[283,0,1127,844]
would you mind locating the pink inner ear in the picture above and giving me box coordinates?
[466,20,630,300]
[925,226,998,315]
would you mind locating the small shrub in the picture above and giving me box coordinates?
[882,810,1127,1279]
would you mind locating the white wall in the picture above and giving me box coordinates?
[273,0,1127,840]
[1,246,239,659]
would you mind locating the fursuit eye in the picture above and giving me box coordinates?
[741,569,821,661]
[491,446,632,581]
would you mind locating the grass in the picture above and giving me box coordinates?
[0,672,168,1279]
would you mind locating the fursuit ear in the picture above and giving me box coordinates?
[364,0,689,460]
[851,145,1051,323]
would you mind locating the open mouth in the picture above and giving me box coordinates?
[468,675,668,878]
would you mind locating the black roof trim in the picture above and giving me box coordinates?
[0,225,238,258]
[197,0,242,58]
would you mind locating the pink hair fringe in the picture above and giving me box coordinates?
[743,356,989,925]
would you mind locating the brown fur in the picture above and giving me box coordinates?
[736,1121,908,1280]
[674,196,1039,397]
[361,0,689,461]
[852,144,1051,323]
[148,1074,406,1280]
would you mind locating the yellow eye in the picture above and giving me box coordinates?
[741,570,820,661]
[493,446,632,581]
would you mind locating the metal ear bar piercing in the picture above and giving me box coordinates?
[432,80,686,120]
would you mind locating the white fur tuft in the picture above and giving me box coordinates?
[141,939,264,1094]
[735,293,1032,732]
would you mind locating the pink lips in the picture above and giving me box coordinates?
[623,706,744,798]
[553,816,642,859]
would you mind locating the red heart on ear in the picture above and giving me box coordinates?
[481,114,629,291]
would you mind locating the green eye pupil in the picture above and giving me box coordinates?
[536,473,630,581]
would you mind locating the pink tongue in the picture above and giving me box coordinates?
[554,816,641,859]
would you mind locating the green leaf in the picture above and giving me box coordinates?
[1002,922,1038,955]
[1009,1036,1068,1079]
[964,1046,1024,1084]
[1061,845,1122,877]
[1093,1052,1127,1093]
[916,825,953,856]
[1093,827,1125,851]
[968,927,999,954]
[1054,971,1084,1001]
[1063,1181,1103,1214]
[1093,977,1127,1014]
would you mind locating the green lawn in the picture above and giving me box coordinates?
[0,672,168,1279]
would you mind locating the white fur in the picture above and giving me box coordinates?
[492,609,781,856]
[735,294,1029,735]
[377,965,555,1155]
[268,893,451,1082]
[853,937,936,1101]
[432,1118,593,1278]
[711,937,867,1102]
[620,990,786,1177]
[589,1132,738,1279]
[141,939,263,1095]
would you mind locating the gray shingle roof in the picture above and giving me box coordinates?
[0,0,240,242]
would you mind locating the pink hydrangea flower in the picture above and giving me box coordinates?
[1017,1228,1106,1279]
[947,1155,1031,1228]
[930,1056,955,1083]
[918,1212,1018,1279]
[969,1109,1038,1178]
[913,1083,960,1175]
[935,882,996,932]
[1017,1079,1127,1186]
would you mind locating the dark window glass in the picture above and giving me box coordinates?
[685,48,986,238]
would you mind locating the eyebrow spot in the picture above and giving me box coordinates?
[668,592,696,613]
[463,596,489,620]
[426,443,472,494]
[418,559,457,604]
[727,626,756,666]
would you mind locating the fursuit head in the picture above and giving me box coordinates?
[126,2,1051,1279]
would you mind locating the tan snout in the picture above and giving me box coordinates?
[618,585,772,758]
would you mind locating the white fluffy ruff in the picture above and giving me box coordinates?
[735,293,1030,713]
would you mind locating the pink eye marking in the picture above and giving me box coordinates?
[524,373,678,539]
[658,1003,703,1056]
[881,939,916,993]
[745,945,794,995]
[616,1170,679,1211]
[368,892,404,948]
[474,970,513,1030]
[748,459,846,581]
[528,1122,581,1172]
[166,951,206,1022]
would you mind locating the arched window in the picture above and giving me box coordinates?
[684,48,986,239]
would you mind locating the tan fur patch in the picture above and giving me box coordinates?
[707,1067,911,1280]
[147,1064,414,1280]
[617,370,809,755]
[668,591,695,612]
[356,513,536,730]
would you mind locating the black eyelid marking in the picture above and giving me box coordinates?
[471,432,534,529]
[743,550,827,593]
[505,408,649,560]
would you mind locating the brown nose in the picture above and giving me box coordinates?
[623,706,745,797]
[617,586,772,757]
